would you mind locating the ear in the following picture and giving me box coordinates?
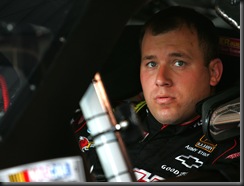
[208,58,223,86]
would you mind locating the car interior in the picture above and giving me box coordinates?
[0,0,240,183]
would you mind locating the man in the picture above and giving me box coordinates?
[71,6,240,182]
[129,6,240,182]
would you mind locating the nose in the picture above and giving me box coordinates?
[155,65,172,87]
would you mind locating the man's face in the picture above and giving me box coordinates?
[140,25,220,125]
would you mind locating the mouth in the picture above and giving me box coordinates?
[155,96,175,104]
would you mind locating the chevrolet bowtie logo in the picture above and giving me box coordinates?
[175,155,203,168]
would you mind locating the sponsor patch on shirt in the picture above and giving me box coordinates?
[79,136,95,152]
[133,168,164,182]
[175,155,203,169]
[195,135,217,153]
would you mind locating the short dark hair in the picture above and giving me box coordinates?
[139,6,219,65]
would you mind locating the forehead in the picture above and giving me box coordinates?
[142,25,200,50]
[141,25,204,61]
[147,23,198,39]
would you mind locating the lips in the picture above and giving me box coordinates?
[155,95,175,104]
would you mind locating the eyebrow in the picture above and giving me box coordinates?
[142,52,192,61]
[141,55,156,61]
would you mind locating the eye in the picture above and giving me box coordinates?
[147,61,157,68]
[174,60,185,67]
